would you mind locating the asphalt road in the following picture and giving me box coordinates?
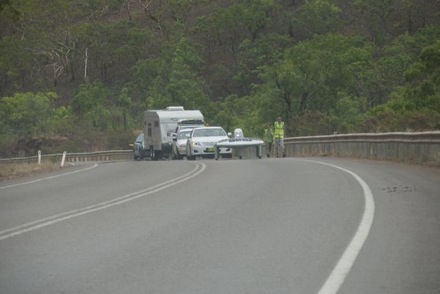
[0,158,439,294]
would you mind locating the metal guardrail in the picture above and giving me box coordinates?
[0,150,133,165]
[283,131,440,165]
[1,132,439,165]
[285,131,440,144]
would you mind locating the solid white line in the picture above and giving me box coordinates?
[0,164,99,190]
[0,162,206,241]
[302,160,375,294]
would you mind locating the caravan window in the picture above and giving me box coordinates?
[148,123,152,137]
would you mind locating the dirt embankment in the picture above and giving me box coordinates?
[0,162,60,181]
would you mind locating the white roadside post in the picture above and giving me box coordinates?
[61,151,67,167]
[38,150,41,165]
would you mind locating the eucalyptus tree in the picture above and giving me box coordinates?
[192,0,279,98]
[257,33,375,135]
[0,0,91,94]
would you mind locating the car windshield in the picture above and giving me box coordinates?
[177,131,191,139]
[192,128,226,137]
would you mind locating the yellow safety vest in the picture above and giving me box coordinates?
[274,121,284,139]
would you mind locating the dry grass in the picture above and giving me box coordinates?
[0,161,60,181]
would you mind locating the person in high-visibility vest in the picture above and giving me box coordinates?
[273,116,286,158]
[263,123,274,157]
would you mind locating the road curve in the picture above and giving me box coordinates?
[0,158,439,294]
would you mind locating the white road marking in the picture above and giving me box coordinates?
[0,162,206,241]
[303,160,375,294]
[0,158,374,292]
[0,164,98,190]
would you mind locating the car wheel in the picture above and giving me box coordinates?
[186,147,195,160]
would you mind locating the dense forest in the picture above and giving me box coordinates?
[0,0,439,157]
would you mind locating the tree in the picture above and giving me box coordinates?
[0,92,56,154]
[255,33,376,135]
[146,35,214,118]
[192,0,279,98]
[298,0,341,36]
[236,33,292,94]
[72,81,111,129]
[1,0,440,154]
[404,39,440,112]
[211,94,262,136]
[362,31,440,132]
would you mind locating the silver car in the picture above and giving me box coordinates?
[133,133,145,160]
[186,127,232,160]
[172,128,192,160]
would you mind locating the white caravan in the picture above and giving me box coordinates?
[143,106,204,160]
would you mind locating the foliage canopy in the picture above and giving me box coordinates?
[0,0,439,156]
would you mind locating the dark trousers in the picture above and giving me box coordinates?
[265,142,273,157]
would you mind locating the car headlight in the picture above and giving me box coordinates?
[191,141,202,147]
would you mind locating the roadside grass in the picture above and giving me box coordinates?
[0,162,60,181]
